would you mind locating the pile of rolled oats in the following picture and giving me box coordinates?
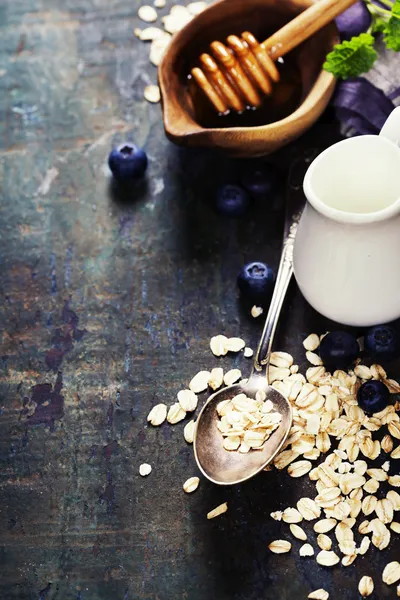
[216,391,282,452]
[134,1,209,103]
[145,329,400,597]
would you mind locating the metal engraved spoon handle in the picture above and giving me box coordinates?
[194,154,314,485]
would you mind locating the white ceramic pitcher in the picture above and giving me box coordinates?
[293,107,400,327]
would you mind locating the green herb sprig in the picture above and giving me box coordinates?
[324,0,400,79]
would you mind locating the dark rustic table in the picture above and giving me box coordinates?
[0,1,399,599]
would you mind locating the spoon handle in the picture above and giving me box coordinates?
[253,151,318,378]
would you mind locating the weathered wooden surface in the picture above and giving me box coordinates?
[0,1,399,599]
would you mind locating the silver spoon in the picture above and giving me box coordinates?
[194,155,313,485]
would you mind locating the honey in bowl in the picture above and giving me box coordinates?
[186,54,303,130]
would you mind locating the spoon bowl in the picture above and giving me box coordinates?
[194,376,292,485]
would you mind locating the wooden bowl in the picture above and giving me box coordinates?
[159,0,339,157]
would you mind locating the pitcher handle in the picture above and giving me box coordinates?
[380,107,400,146]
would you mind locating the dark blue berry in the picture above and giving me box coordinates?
[108,143,148,181]
[319,331,359,371]
[335,1,371,40]
[357,380,390,414]
[365,325,399,362]
[216,184,250,217]
[237,262,275,304]
[239,162,280,200]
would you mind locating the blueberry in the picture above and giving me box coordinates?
[357,380,390,414]
[319,331,359,371]
[108,143,148,181]
[365,325,399,361]
[237,262,275,304]
[239,162,281,200]
[335,1,372,40]
[216,184,250,216]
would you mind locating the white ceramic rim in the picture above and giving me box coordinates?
[303,135,400,225]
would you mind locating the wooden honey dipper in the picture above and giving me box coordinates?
[191,0,357,114]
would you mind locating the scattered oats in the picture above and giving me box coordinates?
[138,5,158,22]
[134,27,142,37]
[370,364,387,380]
[189,370,211,393]
[290,365,299,374]
[244,347,253,358]
[390,522,400,533]
[187,1,208,15]
[342,554,357,566]
[268,540,291,554]
[154,0,165,6]
[162,5,193,33]
[354,460,368,476]
[358,576,374,597]
[147,403,167,426]
[354,365,372,380]
[384,378,400,393]
[364,478,380,494]
[150,34,171,66]
[207,502,228,519]
[306,351,323,366]
[210,335,228,357]
[177,389,198,412]
[223,369,242,386]
[270,511,283,521]
[389,475,400,487]
[376,498,394,524]
[299,543,314,557]
[317,534,332,551]
[274,449,300,470]
[184,420,196,443]
[251,305,263,318]
[269,366,291,382]
[297,497,321,521]
[282,507,303,523]
[256,389,267,402]
[287,460,312,478]
[382,561,400,585]
[139,463,152,476]
[382,435,394,453]
[290,524,307,540]
[303,333,320,352]
[308,590,328,600]
[387,490,400,510]
[223,436,241,451]
[357,536,371,556]
[335,522,354,546]
[316,550,340,566]
[397,584,400,596]
[306,414,321,435]
[209,367,224,391]
[183,476,199,493]
[391,445,400,459]
[314,519,337,533]
[270,352,294,368]
[167,402,186,424]
[371,518,391,550]
[362,495,378,516]
[139,26,166,40]
[359,520,371,535]
[367,468,388,481]
[225,337,246,353]
[304,448,321,460]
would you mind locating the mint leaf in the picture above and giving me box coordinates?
[372,17,387,34]
[384,0,400,51]
[323,33,377,79]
